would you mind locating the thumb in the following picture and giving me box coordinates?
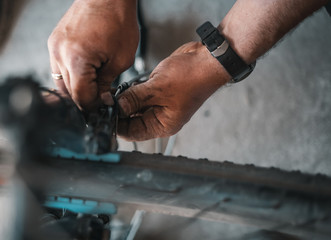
[117,82,176,141]
[117,106,169,141]
[117,82,155,117]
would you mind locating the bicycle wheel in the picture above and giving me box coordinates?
[19,151,331,240]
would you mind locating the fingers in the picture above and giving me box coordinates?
[48,36,74,101]
[117,82,164,141]
[117,82,182,141]
[48,38,112,110]
[66,61,98,110]
[118,107,175,141]
[49,49,69,95]
[117,82,156,117]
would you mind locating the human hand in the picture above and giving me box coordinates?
[117,42,232,141]
[48,0,139,111]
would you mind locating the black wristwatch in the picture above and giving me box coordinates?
[196,21,256,83]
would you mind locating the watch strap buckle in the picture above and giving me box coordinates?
[211,40,229,57]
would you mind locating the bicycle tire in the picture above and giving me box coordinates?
[19,151,331,240]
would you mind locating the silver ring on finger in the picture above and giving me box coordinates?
[51,73,63,80]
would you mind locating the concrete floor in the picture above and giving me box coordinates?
[0,0,330,239]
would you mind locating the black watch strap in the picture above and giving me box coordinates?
[196,21,255,83]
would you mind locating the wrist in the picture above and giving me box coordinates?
[218,22,258,65]
[217,0,266,64]
[195,42,232,86]
[196,21,255,83]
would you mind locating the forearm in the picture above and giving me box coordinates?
[219,0,328,64]
[71,0,137,20]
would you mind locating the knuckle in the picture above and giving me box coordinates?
[47,32,59,50]
[125,56,136,70]
[116,54,135,73]
[47,34,55,49]
[66,52,79,71]
[152,109,179,138]
[66,51,89,75]
[48,34,62,62]
[161,116,182,137]
[162,124,177,137]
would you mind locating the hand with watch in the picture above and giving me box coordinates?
[117,0,327,141]
[117,23,253,141]
[117,22,256,141]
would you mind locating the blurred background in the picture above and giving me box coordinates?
[0,0,330,239]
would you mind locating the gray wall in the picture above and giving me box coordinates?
[1,0,330,175]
